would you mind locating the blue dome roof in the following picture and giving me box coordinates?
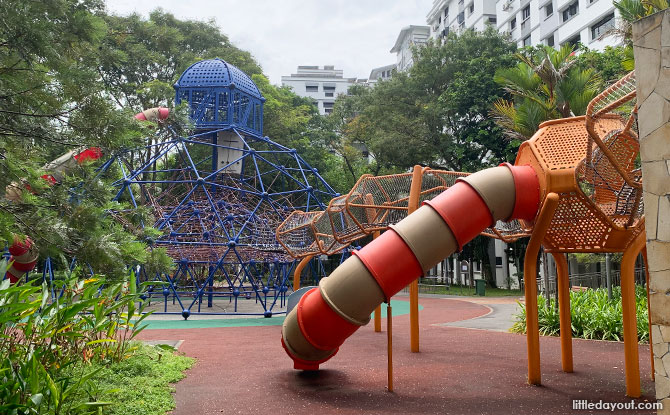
[175,58,262,99]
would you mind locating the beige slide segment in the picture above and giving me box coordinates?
[459,166,516,222]
[390,205,458,272]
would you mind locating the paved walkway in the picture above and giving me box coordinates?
[137,296,656,415]
[437,296,522,332]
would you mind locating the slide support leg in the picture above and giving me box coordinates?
[621,232,645,398]
[408,165,423,353]
[553,252,573,373]
[293,255,313,291]
[524,193,559,386]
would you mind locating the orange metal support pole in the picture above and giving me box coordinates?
[293,255,313,291]
[387,302,393,392]
[372,230,382,332]
[408,165,423,353]
[621,232,645,398]
[642,247,654,381]
[552,252,573,373]
[374,306,382,332]
[523,193,559,386]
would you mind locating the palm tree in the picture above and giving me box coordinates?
[491,44,601,140]
[613,0,668,45]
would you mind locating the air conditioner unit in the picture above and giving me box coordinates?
[502,0,513,11]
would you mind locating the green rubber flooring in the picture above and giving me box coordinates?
[143,299,422,329]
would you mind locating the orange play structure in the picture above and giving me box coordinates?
[276,72,648,397]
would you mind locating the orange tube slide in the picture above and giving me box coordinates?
[281,164,541,369]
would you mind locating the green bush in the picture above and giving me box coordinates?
[0,259,153,414]
[511,285,649,342]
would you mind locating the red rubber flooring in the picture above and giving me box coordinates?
[138,297,657,414]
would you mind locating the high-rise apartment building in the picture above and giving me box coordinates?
[426,0,620,50]
[281,66,357,115]
[427,0,499,40]
[390,25,431,72]
[495,0,619,49]
[368,64,396,85]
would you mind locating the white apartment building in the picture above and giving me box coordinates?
[495,0,619,49]
[368,64,396,85]
[390,25,431,72]
[425,0,619,50]
[427,0,499,40]
[281,66,357,115]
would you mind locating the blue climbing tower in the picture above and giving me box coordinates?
[107,59,337,318]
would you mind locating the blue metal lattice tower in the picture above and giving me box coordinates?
[108,59,336,318]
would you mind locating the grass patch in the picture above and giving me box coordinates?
[421,284,523,297]
[77,342,194,415]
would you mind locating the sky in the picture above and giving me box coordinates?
[104,0,434,85]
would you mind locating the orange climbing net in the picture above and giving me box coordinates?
[516,71,643,252]
[276,71,644,257]
[276,170,468,257]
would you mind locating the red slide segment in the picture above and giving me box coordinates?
[281,164,541,370]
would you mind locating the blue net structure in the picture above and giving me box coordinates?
[105,59,337,318]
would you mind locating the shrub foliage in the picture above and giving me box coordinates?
[511,285,649,343]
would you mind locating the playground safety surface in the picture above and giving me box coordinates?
[137,296,657,414]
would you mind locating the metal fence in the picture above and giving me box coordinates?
[396,266,646,296]
[538,268,646,297]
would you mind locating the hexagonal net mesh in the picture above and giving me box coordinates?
[276,168,530,258]
[105,127,336,264]
[579,70,642,230]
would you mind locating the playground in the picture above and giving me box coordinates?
[4,5,670,414]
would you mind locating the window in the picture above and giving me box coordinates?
[457,11,465,23]
[324,86,335,91]
[324,108,332,115]
[322,102,334,109]
[444,6,449,17]
[441,27,450,37]
[563,34,581,48]
[468,3,474,14]
[306,85,318,92]
[496,257,503,267]
[521,5,530,29]
[544,2,553,17]
[510,17,517,30]
[438,16,442,24]
[325,92,333,97]
[487,16,497,25]
[546,33,555,47]
[562,1,578,22]
[522,35,531,47]
[591,13,615,39]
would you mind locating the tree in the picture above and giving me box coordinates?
[342,28,518,173]
[97,9,262,111]
[614,0,668,43]
[492,44,601,140]
[0,1,173,276]
[575,46,631,84]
